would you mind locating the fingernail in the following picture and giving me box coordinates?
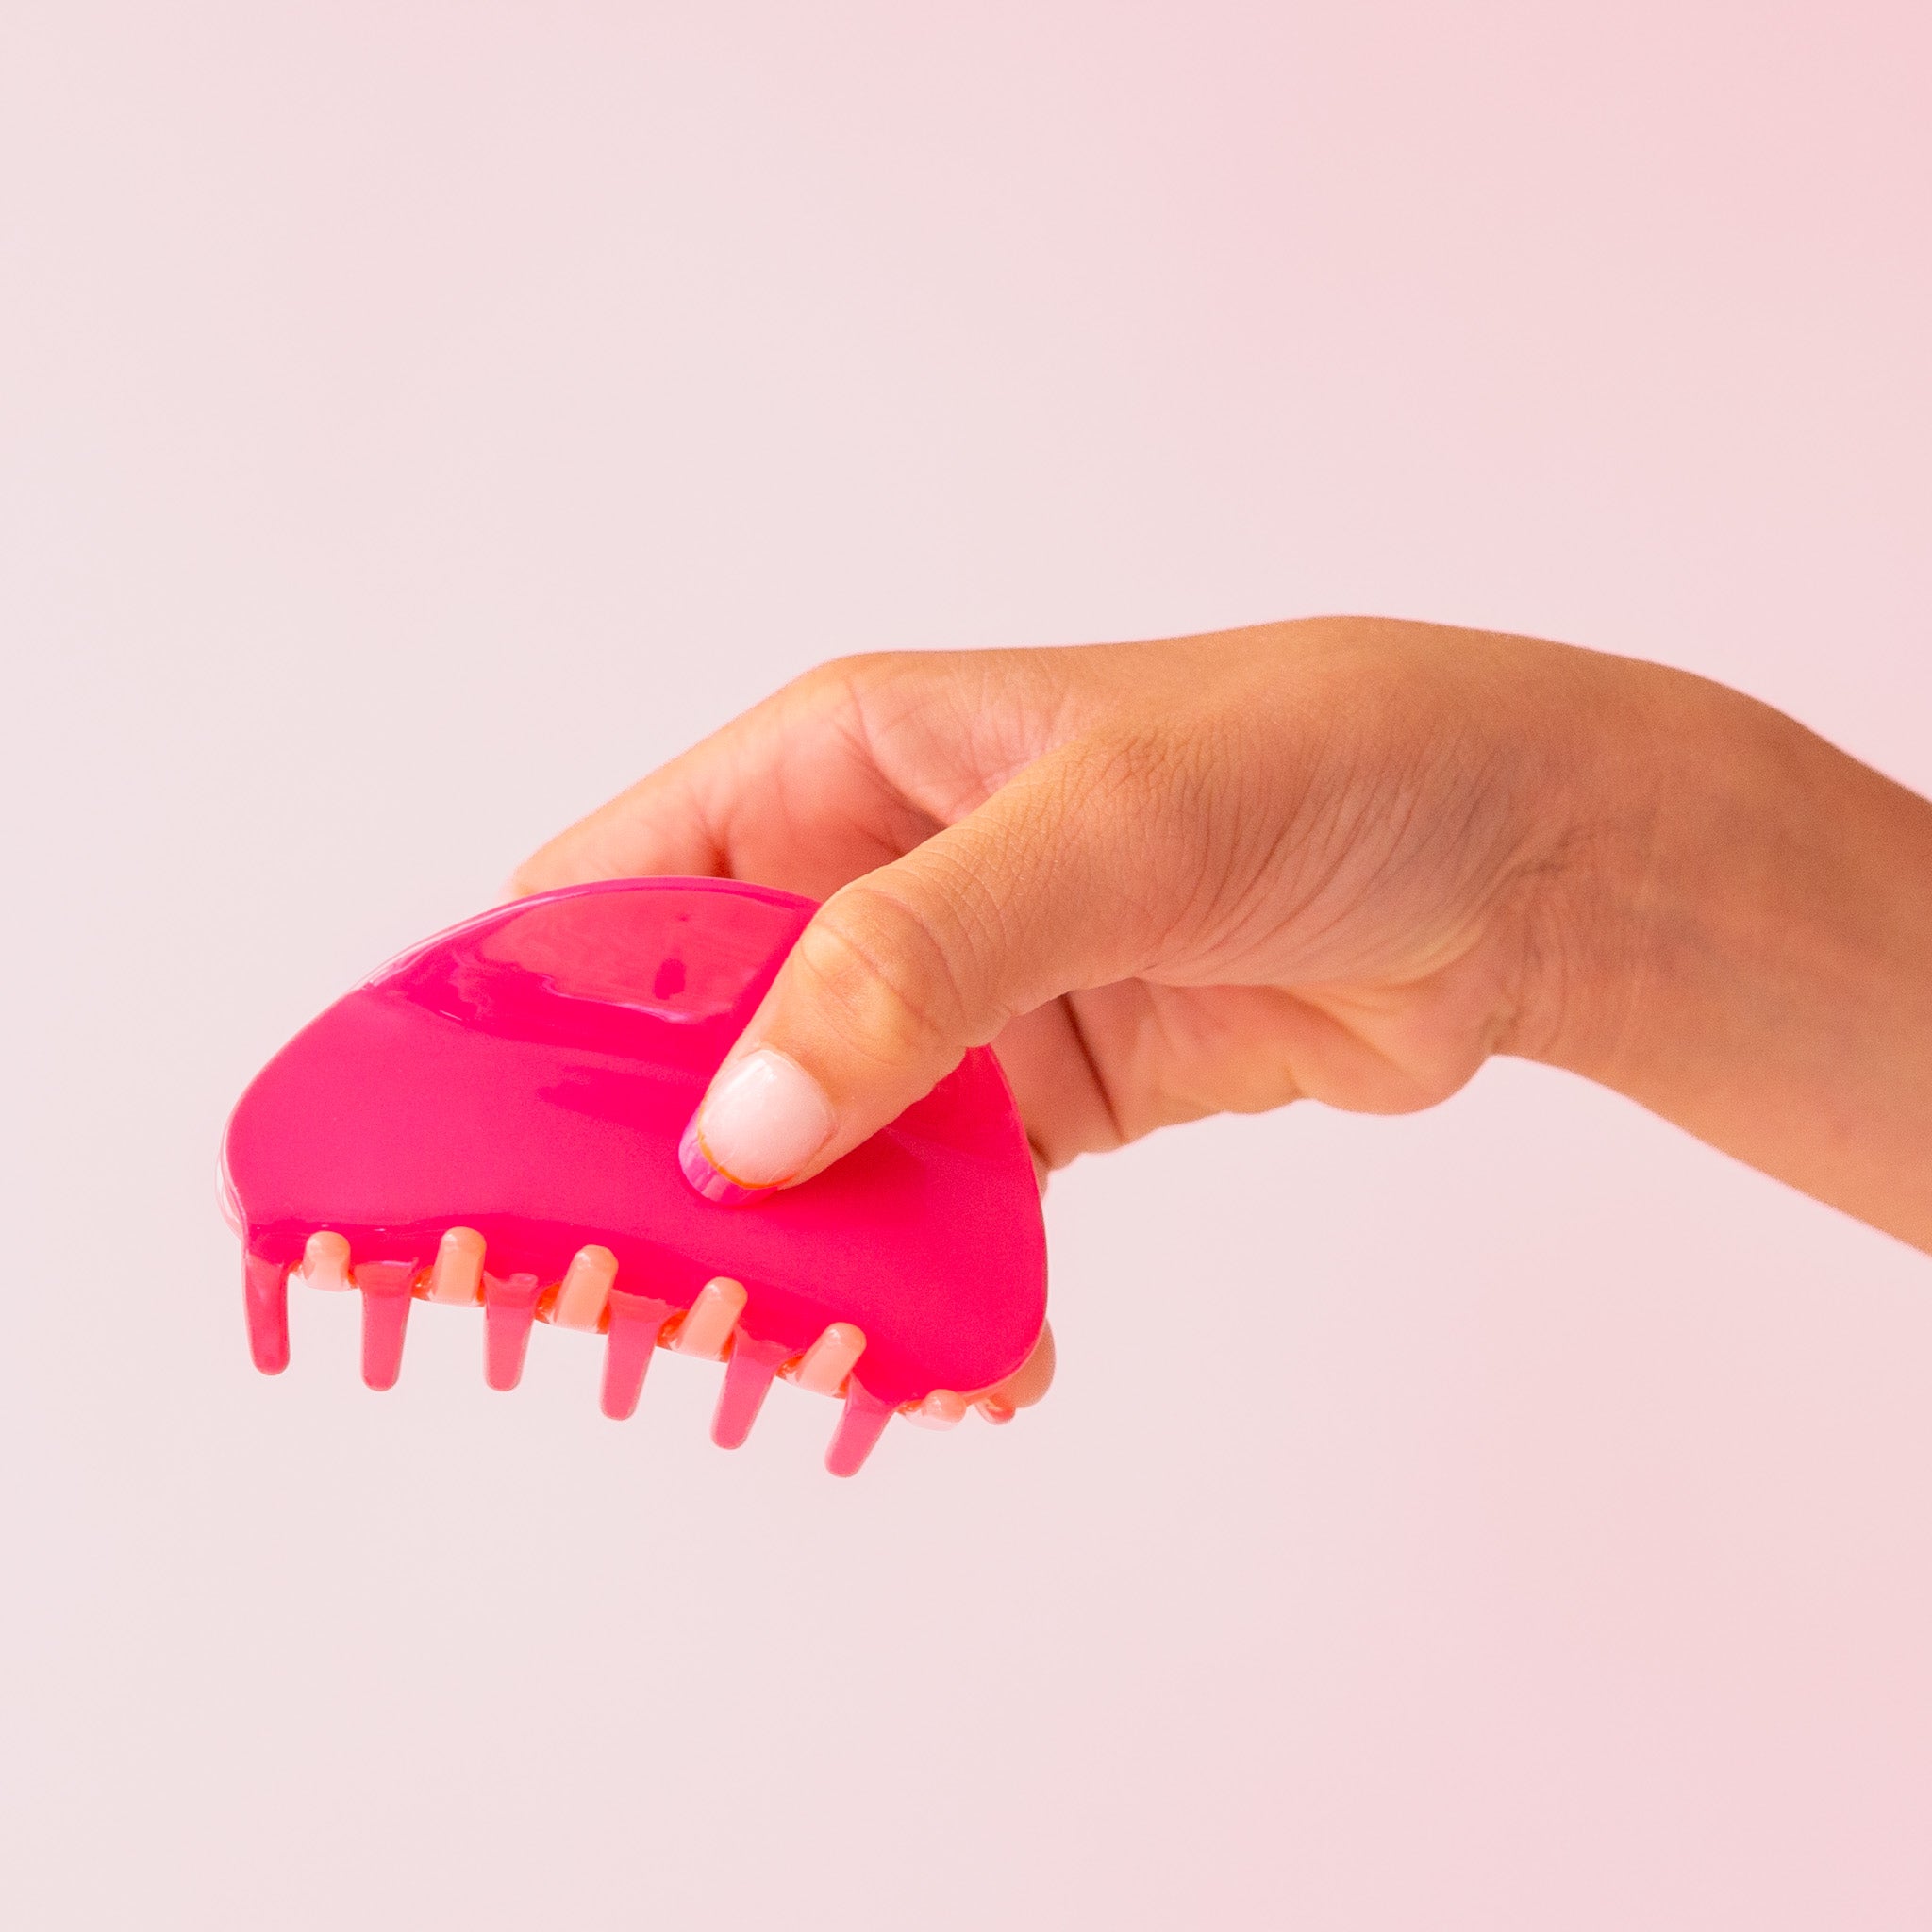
[679,1047,836,1205]
[907,1391,968,1431]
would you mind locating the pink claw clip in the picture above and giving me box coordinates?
[220,878,1048,1475]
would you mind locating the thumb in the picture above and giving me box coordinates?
[678,749,1136,1201]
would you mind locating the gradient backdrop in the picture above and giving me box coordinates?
[4,5,1930,1926]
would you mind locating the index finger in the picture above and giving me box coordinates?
[509,665,927,899]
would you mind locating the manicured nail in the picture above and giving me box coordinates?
[679,1047,836,1205]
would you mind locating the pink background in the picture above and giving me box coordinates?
[4,5,1930,1925]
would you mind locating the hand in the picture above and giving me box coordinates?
[516,616,1932,1269]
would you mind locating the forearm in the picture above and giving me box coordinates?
[1541,658,1932,1253]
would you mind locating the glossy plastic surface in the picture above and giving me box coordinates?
[221,878,1048,1472]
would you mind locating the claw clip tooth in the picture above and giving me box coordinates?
[711,1334,790,1449]
[601,1289,677,1420]
[825,1380,894,1477]
[357,1260,417,1391]
[674,1277,746,1360]
[791,1322,865,1397]
[483,1272,542,1391]
[301,1230,353,1292]
[427,1227,485,1305]
[553,1245,617,1331]
[244,1254,290,1375]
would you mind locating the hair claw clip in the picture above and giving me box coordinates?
[221,877,1048,1475]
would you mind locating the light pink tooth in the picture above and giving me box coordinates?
[975,1395,1017,1425]
[301,1231,353,1292]
[673,1277,745,1360]
[791,1322,865,1396]
[711,1334,791,1449]
[906,1390,968,1431]
[552,1244,617,1331]
[243,1253,290,1375]
[602,1288,677,1420]
[825,1379,894,1477]
[483,1272,542,1391]
[356,1260,417,1391]
[427,1227,485,1305]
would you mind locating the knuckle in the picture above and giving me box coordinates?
[783,653,930,765]
[792,879,978,1070]
[790,651,906,711]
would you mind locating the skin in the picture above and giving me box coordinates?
[515,617,1932,1402]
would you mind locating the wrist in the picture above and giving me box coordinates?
[1516,650,1932,1249]
[1514,653,1758,1088]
